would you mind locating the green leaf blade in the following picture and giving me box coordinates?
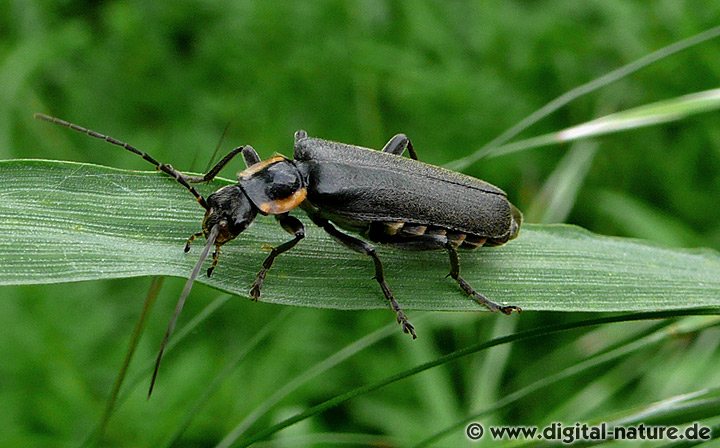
[2,159,719,312]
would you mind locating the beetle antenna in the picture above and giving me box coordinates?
[148,225,220,398]
[34,113,209,210]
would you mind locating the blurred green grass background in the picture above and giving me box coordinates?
[2,1,720,446]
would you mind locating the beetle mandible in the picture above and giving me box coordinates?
[35,114,522,394]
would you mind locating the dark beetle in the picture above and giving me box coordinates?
[35,114,522,394]
[197,130,522,333]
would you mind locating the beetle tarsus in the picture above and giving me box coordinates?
[467,287,513,312]
[206,245,221,277]
[499,305,522,314]
[184,231,203,253]
[249,265,270,301]
[457,276,520,314]
[248,214,306,301]
[249,276,263,301]
[445,242,520,314]
[379,279,416,339]
[398,313,417,339]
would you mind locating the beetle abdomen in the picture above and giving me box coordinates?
[369,221,489,249]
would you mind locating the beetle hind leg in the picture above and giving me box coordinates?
[372,253,416,338]
[445,243,521,314]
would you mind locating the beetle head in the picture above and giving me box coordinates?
[202,185,258,245]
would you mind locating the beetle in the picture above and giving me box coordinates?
[35,114,522,394]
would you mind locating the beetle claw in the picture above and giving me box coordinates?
[396,313,417,339]
[500,305,522,315]
[404,323,417,339]
[250,270,266,301]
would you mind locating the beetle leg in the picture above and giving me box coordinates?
[375,229,521,315]
[309,215,417,339]
[184,230,204,252]
[445,242,521,314]
[250,214,305,300]
[294,130,308,143]
[184,145,259,183]
[381,134,418,160]
[240,145,261,167]
[207,245,221,277]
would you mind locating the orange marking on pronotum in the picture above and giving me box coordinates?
[258,187,308,214]
[238,155,287,179]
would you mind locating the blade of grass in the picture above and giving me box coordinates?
[607,387,720,427]
[445,25,720,171]
[527,389,720,446]
[2,160,720,313]
[89,276,164,446]
[84,293,233,434]
[215,318,414,448]
[595,190,706,247]
[525,141,598,223]
[413,316,720,448]
[229,310,720,447]
[555,89,720,141]
[468,316,518,419]
[446,88,720,166]
[249,432,401,448]
[162,307,294,447]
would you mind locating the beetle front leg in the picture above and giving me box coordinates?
[184,230,204,252]
[207,245,221,277]
[381,134,418,160]
[250,214,305,300]
[309,215,416,339]
[445,243,521,314]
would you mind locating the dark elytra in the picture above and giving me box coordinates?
[294,136,521,246]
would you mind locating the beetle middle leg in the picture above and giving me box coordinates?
[250,213,305,300]
[308,215,416,338]
[381,134,418,160]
